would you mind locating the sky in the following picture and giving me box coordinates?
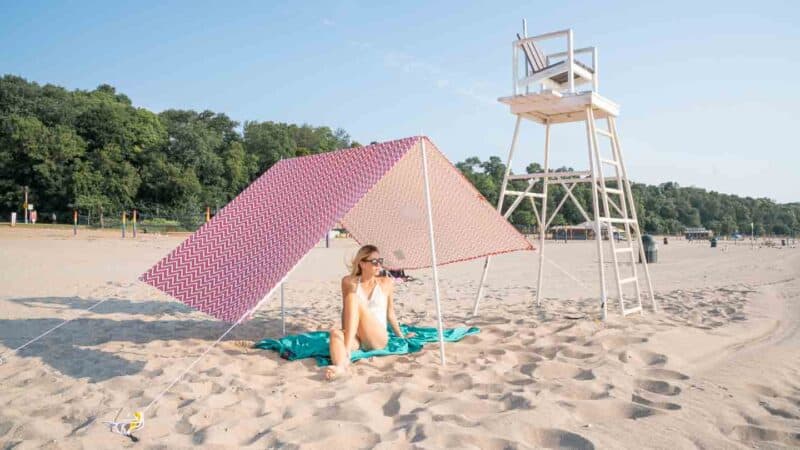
[1,0,798,202]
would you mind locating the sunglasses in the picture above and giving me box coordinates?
[362,257,384,266]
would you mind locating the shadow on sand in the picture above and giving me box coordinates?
[0,296,287,382]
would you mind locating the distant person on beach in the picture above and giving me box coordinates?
[325,244,410,380]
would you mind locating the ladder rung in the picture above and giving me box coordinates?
[505,190,544,198]
[596,129,613,138]
[600,158,619,167]
[599,217,637,224]
[615,247,634,254]
[620,277,638,285]
[602,187,623,195]
[622,306,642,316]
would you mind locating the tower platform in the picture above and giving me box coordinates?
[498,89,619,124]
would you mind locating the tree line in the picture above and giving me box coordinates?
[457,157,799,236]
[1,75,797,236]
[0,75,358,228]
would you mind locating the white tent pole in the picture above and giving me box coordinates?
[420,137,446,366]
[280,282,286,336]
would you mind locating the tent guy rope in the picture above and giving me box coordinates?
[0,296,112,365]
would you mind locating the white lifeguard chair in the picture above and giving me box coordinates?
[473,24,656,320]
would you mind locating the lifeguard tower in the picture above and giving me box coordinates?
[473,25,656,320]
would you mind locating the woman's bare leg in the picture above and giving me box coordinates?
[342,293,361,352]
[325,329,350,380]
[326,294,360,380]
[325,294,387,380]
[355,301,389,351]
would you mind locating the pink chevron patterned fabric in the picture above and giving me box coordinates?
[342,138,533,269]
[140,137,532,322]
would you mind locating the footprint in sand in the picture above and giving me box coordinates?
[730,425,800,447]
[532,345,561,360]
[534,361,595,381]
[567,398,658,421]
[759,400,799,420]
[519,362,537,377]
[382,392,401,417]
[431,413,479,428]
[499,392,533,411]
[631,393,681,411]
[641,368,689,381]
[618,349,668,367]
[175,415,195,435]
[747,383,780,398]
[516,427,596,449]
[551,381,612,401]
[203,367,223,377]
[560,345,601,361]
[595,335,648,351]
[635,379,682,396]
[413,430,520,449]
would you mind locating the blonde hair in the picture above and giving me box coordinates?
[349,244,379,277]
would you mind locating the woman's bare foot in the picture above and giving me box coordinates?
[324,364,348,381]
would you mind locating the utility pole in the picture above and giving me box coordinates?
[23,186,29,224]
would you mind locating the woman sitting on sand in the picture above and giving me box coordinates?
[325,244,409,380]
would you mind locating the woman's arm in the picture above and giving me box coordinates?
[384,279,405,338]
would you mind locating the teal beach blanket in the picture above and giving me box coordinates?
[254,324,480,366]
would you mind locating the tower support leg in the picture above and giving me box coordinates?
[584,106,609,320]
[473,116,522,316]
[534,121,551,305]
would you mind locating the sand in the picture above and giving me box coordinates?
[1,227,799,449]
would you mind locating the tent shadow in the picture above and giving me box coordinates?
[9,296,195,316]
[0,297,289,383]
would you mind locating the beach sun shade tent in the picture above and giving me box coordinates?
[139,136,533,363]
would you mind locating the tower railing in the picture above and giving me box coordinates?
[512,28,598,96]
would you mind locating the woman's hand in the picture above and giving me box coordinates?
[404,332,416,340]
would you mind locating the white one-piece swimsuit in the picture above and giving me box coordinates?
[356,277,388,329]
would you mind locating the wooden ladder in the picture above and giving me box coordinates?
[586,107,657,317]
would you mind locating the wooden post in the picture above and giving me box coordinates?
[206,207,211,223]
[132,209,138,238]
[23,186,28,224]
[122,211,127,238]
[73,210,77,236]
